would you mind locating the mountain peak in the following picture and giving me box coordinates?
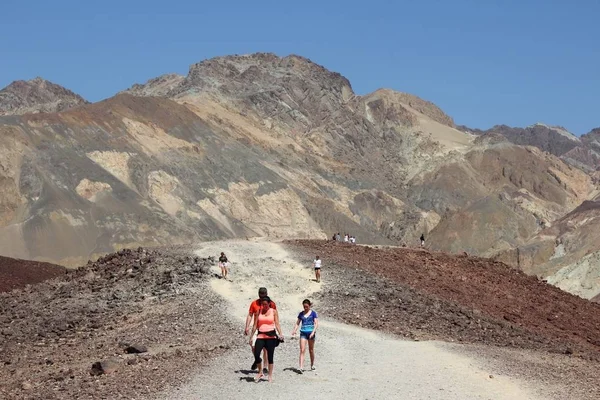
[0,77,89,116]
[528,122,580,142]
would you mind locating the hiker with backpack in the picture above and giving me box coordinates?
[249,296,284,383]
[291,299,319,372]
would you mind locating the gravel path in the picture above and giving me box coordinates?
[163,239,543,400]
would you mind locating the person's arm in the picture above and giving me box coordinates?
[309,314,319,338]
[249,314,259,346]
[244,312,253,335]
[291,317,301,336]
[274,310,284,340]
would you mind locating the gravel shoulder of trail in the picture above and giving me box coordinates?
[285,240,600,400]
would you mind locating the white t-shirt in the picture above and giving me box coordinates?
[313,259,321,269]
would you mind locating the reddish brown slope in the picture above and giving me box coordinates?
[0,256,65,292]
[288,240,600,359]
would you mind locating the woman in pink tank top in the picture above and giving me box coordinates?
[249,296,284,382]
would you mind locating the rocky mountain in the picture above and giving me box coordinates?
[495,198,600,300]
[0,77,89,116]
[460,123,600,173]
[0,53,598,299]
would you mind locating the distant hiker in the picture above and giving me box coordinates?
[344,233,349,242]
[335,232,341,241]
[218,252,229,279]
[420,234,425,247]
[249,296,284,383]
[313,256,322,283]
[245,287,277,371]
[350,235,356,244]
[291,299,319,372]
[332,233,337,241]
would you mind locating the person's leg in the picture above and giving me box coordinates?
[250,336,257,369]
[308,337,316,368]
[265,340,276,383]
[314,268,318,282]
[299,337,307,370]
[262,347,268,373]
[316,269,321,282]
[224,265,228,279]
[253,339,266,380]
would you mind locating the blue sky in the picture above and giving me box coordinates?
[1,0,598,134]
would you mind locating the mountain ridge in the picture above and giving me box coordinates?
[0,52,598,299]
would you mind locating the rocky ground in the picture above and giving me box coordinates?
[0,246,238,400]
[0,256,66,293]
[286,240,600,360]
[165,240,546,400]
[3,239,600,399]
[286,240,600,398]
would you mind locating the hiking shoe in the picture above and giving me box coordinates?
[263,368,268,374]
[251,361,257,370]
[311,365,316,371]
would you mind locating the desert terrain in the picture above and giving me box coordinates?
[1,239,599,399]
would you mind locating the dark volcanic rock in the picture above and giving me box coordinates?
[0,256,66,292]
[0,77,89,116]
[124,344,148,354]
[90,359,121,375]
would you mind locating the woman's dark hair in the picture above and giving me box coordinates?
[260,296,271,304]
[302,299,311,306]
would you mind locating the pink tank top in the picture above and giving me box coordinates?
[257,308,276,339]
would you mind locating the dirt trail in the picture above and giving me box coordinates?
[163,239,542,399]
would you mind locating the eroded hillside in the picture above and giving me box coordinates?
[0,53,598,296]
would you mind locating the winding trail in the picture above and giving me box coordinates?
[164,239,542,399]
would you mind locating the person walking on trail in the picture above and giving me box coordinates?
[245,287,277,371]
[218,252,229,280]
[420,234,425,248]
[249,296,284,383]
[291,299,319,373]
[313,256,322,283]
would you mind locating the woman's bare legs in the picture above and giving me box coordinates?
[299,337,307,370]
[268,362,274,382]
[255,361,264,381]
[315,269,321,283]
[308,339,315,368]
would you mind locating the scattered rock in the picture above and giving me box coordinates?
[90,359,121,376]
[124,344,148,354]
